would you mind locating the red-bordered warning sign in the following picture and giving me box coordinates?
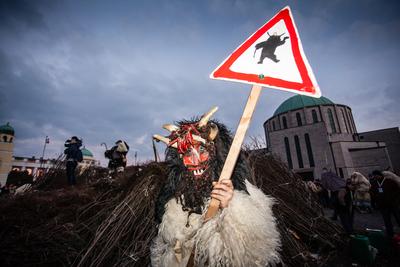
[210,6,321,97]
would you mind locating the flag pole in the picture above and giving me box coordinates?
[204,84,262,220]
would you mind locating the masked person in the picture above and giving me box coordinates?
[64,136,83,186]
[151,107,281,267]
[105,140,129,174]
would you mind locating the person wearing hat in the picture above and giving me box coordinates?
[64,136,83,186]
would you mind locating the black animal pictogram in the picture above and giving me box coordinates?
[254,32,289,64]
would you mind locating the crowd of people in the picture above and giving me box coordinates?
[309,168,400,239]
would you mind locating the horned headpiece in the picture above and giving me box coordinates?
[154,107,249,221]
[153,106,219,153]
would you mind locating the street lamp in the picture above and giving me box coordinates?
[39,136,49,169]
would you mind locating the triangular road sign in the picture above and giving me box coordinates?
[210,6,321,97]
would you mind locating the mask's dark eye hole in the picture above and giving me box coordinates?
[199,146,205,152]
[184,148,192,155]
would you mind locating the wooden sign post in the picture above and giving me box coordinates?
[204,84,262,220]
[205,6,321,220]
[188,6,321,265]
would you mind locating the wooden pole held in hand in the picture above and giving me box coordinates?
[204,84,262,221]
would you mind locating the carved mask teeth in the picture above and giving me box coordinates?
[192,168,205,176]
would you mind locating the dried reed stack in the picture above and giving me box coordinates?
[1,154,346,266]
[247,151,345,266]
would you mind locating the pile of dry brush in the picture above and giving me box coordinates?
[0,153,347,267]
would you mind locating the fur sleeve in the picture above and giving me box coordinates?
[194,180,281,267]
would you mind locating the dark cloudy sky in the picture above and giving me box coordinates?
[1,0,399,165]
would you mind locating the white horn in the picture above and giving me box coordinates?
[163,124,179,132]
[208,123,219,141]
[192,134,206,144]
[198,106,218,127]
[153,134,178,148]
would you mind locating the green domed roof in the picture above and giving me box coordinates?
[81,147,93,157]
[273,95,334,116]
[0,122,15,135]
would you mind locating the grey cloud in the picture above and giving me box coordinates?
[0,0,46,30]
[384,85,400,100]
[1,0,399,164]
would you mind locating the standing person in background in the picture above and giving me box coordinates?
[64,136,83,186]
[382,171,400,187]
[350,172,371,213]
[314,178,330,208]
[368,174,377,210]
[320,168,353,234]
[370,170,400,238]
[104,140,129,174]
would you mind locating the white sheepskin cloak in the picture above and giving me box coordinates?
[150,180,281,267]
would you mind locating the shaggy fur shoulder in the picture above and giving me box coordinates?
[150,180,281,267]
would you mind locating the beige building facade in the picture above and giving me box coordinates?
[0,122,100,185]
[359,128,400,175]
[0,123,15,185]
[264,95,393,181]
[11,156,56,178]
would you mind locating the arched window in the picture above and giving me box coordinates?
[2,136,7,142]
[349,112,357,133]
[327,108,337,133]
[272,121,276,131]
[284,137,293,169]
[339,168,344,178]
[296,112,302,126]
[282,116,288,129]
[312,110,318,123]
[304,133,315,167]
[345,110,353,133]
[294,135,304,168]
[341,110,349,133]
[9,137,13,143]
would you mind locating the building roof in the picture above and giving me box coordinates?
[273,95,334,116]
[81,147,93,157]
[0,122,15,136]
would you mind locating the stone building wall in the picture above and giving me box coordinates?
[264,101,393,181]
[0,133,14,185]
[359,127,400,174]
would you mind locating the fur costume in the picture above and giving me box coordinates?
[383,171,400,187]
[151,107,281,267]
[105,140,130,172]
[350,172,371,202]
[151,181,280,267]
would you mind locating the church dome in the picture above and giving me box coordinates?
[0,122,15,136]
[273,95,334,116]
[81,147,93,157]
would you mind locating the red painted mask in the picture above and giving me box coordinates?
[153,107,219,178]
[169,124,212,178]
[182,143,210,174]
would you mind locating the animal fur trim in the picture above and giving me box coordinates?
[150,180,281,267]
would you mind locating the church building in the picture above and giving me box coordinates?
[264,95,395,181]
